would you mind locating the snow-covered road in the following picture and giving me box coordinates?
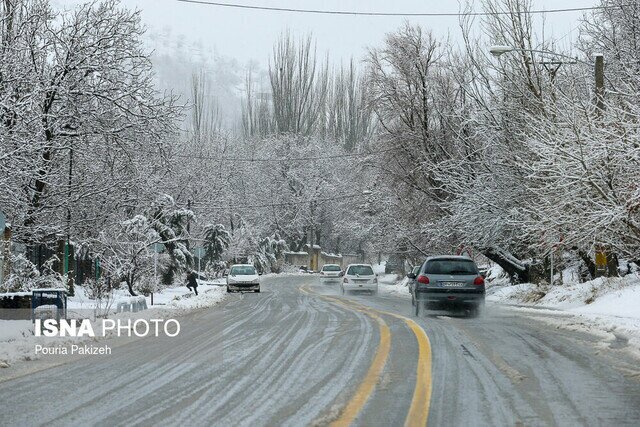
[1,275,639,426]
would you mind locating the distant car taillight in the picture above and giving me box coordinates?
[473,276,485,286]
[417,275,429,284]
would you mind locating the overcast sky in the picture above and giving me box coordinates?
[55,0,596,67]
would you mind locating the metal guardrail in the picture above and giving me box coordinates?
[116,296,148,313]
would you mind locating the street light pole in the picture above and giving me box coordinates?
[489,46,585,64]
[489,45,604,112]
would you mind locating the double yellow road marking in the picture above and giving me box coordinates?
[300,286,432,426]
[384,311,433,427]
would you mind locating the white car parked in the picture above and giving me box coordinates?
[226,264,261,293]
[319,264,342,284]
[341,264,378,295]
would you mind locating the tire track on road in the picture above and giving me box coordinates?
[301,286,433,427]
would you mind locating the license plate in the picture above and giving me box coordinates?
[442,282,465,287]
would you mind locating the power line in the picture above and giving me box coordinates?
[148,146,396,163]
[190,191,369,210]
[175,0,626,17]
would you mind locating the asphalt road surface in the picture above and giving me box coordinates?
[1,275,640,426]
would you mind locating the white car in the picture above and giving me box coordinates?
[341,264,378,295]
[227,264,261,293]
[319,264,342,284]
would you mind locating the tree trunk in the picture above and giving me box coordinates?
[577,250,596,280]
[126,273,137,297]
[606,252,619,277]
[482,248,529,283]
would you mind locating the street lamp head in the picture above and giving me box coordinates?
[489,45,514,57]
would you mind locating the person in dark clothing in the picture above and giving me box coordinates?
[186,270,199,295]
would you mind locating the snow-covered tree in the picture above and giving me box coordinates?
[203,224,231,265]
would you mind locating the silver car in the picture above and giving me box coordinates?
[319,264,342,284]
[226,264,261,293]
[408,256,485,317]
[341,264,378,295]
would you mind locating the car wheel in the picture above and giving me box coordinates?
[371,289,377,296]
[226,286,231,293]
[415,300,421,317]
[411,292,416,306]
[255,288,261,293]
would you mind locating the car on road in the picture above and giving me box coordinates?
[226,264,261,293]
[408,256,485,317]
[319,264,342,284]
[406,265,421,300]
[384,256,403,274]
[341,263,378,295]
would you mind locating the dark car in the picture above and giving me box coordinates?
[407,265,421,303]
[385,256,403,274]
[408,256,485,317]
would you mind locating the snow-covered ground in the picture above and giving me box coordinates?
[377,273,411,298]
[0,280,227,367]
[487,267,640,355]
[65,278,226,312]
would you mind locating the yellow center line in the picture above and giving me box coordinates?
[381,311,432,427]
[300,285,433,427]
[300,285,391,426]
[331,309,390,427]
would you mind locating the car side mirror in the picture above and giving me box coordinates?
[407,273,416,279]
[339,271,345,277]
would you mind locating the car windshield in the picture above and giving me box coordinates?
[230,266,257,275]
[347,265,374,276]
[322,265,341,272]
[424,259,478,275]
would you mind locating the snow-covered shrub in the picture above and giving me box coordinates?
[84,278,110,301]
[1,254,39,292]
[83,278,115,318]
[1,254,63,292]
[136,276,158,297]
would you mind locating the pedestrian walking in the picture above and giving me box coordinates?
[186,270,199,296]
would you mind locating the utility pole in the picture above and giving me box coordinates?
[550,248,554,286]
[595,54,605,115]
[541,60,563,105]
[186,199,191,250]
[594,54,609,276]
[66,146,74,296]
